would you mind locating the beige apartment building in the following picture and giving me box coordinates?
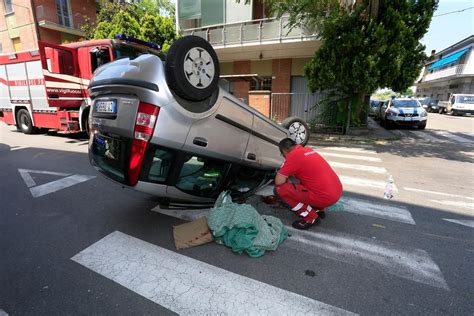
[0,0,96,53]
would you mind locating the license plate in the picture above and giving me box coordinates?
[96,100,116,113]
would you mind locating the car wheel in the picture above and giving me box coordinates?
[438,108,444,114]
[16,109,37,134]
[281,117,310,146]
[418,123,426,129]
[165,36,220,102]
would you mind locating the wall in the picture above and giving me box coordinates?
[233,60,250,102]
[0,0,38,52]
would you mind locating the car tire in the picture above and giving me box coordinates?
[165,36,220,102]
[281,117,310,146]
[438,108,444,114]
[418,123,426,129]
[16,109,37,134]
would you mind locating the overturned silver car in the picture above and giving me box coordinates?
[88,36,309,207]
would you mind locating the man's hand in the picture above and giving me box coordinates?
[274,173,287,186]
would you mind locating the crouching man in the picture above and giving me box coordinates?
[275,138,343,230]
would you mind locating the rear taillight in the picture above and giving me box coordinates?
[128,102,159,186]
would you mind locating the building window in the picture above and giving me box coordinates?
[4,0,13,14]
[56,0,71,27]
[12,37,22,52]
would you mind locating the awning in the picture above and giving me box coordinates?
[428,47,470,71]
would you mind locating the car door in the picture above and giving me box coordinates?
[182,95,252,164]
[38,41,84,108]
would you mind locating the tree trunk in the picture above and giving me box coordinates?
[344,99,351,135]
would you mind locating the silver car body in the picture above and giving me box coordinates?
[88,54,286,205]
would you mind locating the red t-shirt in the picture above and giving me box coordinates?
[278,145,343,202]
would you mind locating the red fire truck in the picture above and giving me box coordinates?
[0,35,162,134]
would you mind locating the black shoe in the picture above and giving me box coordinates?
[292,218,320,230]
[317,210,326,219]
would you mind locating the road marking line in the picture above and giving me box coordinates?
[429,200,474,210]
[342,197,415,225]
[0,309,8,316]
[443,219,474,228]
[29,174,95,198]
[407,131,444,142]
[317,147,377,155]
[285,228,449,290]
[432,130,472,143]
[10,146,25,151]
[318,152,382,162]
[340,176,399,192]
[403,187,474,200]
[18,168,71,188]
[72,231,356,315]
[328,161,388,174]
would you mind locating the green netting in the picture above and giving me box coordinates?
[207,191,288,258]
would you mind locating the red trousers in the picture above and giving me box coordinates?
[275,183,335,210]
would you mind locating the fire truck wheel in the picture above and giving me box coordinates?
[281,117,310,146]
[16,109,37,134]
[165,36,220,102]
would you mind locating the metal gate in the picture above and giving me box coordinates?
[270,92,328,123]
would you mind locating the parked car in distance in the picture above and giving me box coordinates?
[378,97,427,129]
[369,99,382,117]
[87,36,308,207]
[438,94,474,116]
[416,97,439,113]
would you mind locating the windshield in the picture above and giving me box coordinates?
[392,100,419,108]
[456,95,474,104]
[113,43,165,61]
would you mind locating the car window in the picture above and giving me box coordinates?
[113,43,164,61]
[456,95,474,104]
[392,100,419,108]
[147,148,176,183]
[175,155,228,198]
[229,166,271,195]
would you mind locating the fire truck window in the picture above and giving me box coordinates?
[56,49,74,76]
[91,48,111,73]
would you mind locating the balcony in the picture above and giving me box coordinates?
[182,16,318,47]
[423,64,466,82]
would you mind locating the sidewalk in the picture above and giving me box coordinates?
[308,117,398,145]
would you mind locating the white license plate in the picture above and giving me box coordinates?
[96,100,116,113]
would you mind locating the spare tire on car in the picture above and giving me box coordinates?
[165,36,220,102]
[281,116,310,146]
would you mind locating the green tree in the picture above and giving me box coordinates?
[264,0,437,133]
[82,0,177,52]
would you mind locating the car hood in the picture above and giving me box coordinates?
[391,107,422,114]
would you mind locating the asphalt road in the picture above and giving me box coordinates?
[0,118,473,315]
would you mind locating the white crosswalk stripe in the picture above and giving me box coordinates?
[318,152,382,162]
[407,130,445,142]
[339,175,398,192]
[341,197,415,225]
[443,219,474,228]
[317,146,377,155]
[403,187,474,201]
[285,228,449,290]
[429,199,474,210]
[328,161,388,174]
[73,231,356,315]
[432,130,473,143]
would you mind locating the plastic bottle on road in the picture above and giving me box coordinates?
[383,175,394,200]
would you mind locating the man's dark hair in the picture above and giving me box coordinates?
[278,138,296,154]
